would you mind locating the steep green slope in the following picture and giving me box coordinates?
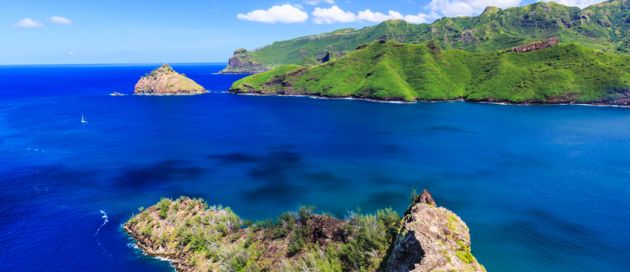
[231,41,630,104]
[222,0,629,73]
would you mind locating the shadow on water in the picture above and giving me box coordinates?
[208,148,354,204]
[243,150,306,203]
[303,171,348,191]
[114,160,207,188]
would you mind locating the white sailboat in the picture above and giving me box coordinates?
[81,114,88,124]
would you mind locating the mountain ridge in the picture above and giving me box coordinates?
[221,0,629,74]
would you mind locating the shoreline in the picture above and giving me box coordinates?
[233,92,630,108]
[123,192,485,272]
[123,224,188,271]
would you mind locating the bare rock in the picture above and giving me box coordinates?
[512,37,560,53]
[220,48,269,74]
[386,190,485,272]
[134,64,206,96]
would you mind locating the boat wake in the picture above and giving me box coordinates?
[95,210,112,258]
[95,210,109,236]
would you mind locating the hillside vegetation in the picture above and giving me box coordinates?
[125,191,484,271]
[231,40,630,103]
[225,0,629,71]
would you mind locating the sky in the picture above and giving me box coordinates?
[0,0,606,64]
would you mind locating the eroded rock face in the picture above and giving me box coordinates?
[386,190,485,272]
[220,49,269,74]
[512,37,560,52]
[134,64,206,96]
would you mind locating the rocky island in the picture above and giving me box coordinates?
[124,190,484,272]
[134,64,206,96]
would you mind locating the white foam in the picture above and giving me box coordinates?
[95,210,109,236]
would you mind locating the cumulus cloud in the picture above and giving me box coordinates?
[427,0,522,18]
[310,1,524,25]
[12,18,43,28]
[312,5,356,24]
[50,16,72,25]
[540,0,604,8]
[237,4,308,23]
[357,9,429,24]
[305,0,335,5]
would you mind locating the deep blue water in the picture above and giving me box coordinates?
[1,64,629,271]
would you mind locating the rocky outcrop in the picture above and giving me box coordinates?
[125,190,484,272]
[386,190,485,272]
[134,64,206,96]
[219,49,269,74]
[511,37,560,52]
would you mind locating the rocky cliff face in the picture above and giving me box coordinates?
[511,37,560,52]
[134,64,206,96]
[219,49,269,74]
[124,190,484,272]
[386,190,485,272]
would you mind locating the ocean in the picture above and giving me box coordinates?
[0,64,629,271]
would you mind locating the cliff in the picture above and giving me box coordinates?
[124,190,484,271]
[511,37,560,53]
[386,190,485,271]
[219,49,269,74]
[134,64,206,96]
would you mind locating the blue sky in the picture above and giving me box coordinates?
[1,0,604,64]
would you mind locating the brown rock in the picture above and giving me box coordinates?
[386,189,485,272]
[512,37,560,53]
[134,64,206,96]
[220,49,269,74]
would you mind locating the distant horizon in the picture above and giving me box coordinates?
[0,62,228,66]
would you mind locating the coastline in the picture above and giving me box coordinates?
[123,192,485,272]
[232,92,630,108]
[123,224,187,271]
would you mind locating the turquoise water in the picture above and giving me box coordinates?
[1,64,629,271]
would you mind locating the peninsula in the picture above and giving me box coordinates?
[124,190,484,272]
[134,64,206,96]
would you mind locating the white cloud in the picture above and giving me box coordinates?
[427,0,522,17]
[357,10,402,22]
[305,0,335,5]
[237,4,308,23]
[311,0,523,25]
[312,5,356,24]
[403,13,431,24]
[357,9,429,24]
[50,16,72,25]
[12,18,43,28]
[540,0,604,8]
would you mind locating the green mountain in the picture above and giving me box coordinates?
[221,0,629,73]
[230,40,630,104]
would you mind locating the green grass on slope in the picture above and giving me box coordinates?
[231,41,630,103]
[466,44,630,102]
[231,65,302,93]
